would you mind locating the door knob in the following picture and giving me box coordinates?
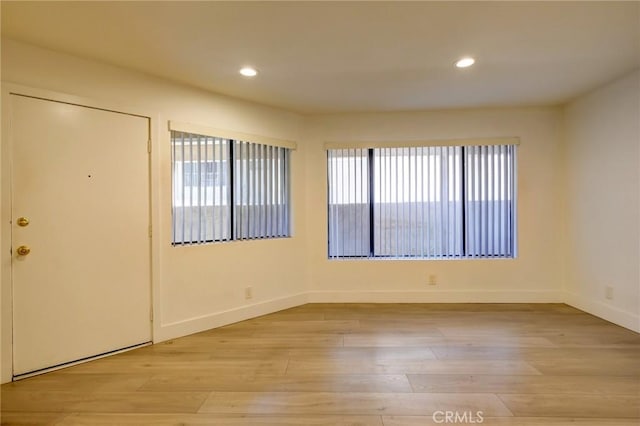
[16,217,29,227]
[16,246,31,256]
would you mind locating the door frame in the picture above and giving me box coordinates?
[1,83,162,382]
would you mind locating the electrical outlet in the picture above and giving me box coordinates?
[605,286,613,300]
[428,274,437,286]
[245,286,253,300]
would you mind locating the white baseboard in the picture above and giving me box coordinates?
[307,290,564,303]
[564,292,640,333]
[154,292,308,342]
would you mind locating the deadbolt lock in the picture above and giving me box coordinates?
[16,217,29,227]
[16,246,31,256]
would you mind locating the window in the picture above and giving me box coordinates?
[327,142,517,259]
[171,128,292,245]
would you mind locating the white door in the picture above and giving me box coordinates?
[10,94,151,376]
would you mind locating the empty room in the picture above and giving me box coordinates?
[0,1,639,425]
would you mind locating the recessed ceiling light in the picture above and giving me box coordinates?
[239,67,258,77]
[455,57,475,68]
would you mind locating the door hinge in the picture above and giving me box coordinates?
[148,225,152,238]
[147,139,152,153]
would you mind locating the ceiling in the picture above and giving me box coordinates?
[2,1,639,114]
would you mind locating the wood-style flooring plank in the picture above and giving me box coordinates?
[545,334,640,347]
[140,374,413,393]
[382,417,640,426]
[154,335,344,348]
[57,359,288,376]
[435,324,640,338]
[198,391,514,416]
[1,373,151,392]
[498,394,640,418]
[1,391,208,414]
[527,358,640,376]
[430,345,640,361]
[287,347,438,361]
[130,344,292,359]
[407,374,640,395]
[56,413,384,426]
[202,320,361,334]
[0,412,70,425]
[286,359,540,375]
[343,335,556,348]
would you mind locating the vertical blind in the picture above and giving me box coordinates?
[233,140,290,240]
[172,130,291,245]
[465,145,517,258]
[327,144,517,259]
[172,131,231,244]
[327,148,370,257]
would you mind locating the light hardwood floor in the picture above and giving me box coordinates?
[2,303,639,425]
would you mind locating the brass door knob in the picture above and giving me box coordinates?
[16,217,29,227]
[16,246,30,256]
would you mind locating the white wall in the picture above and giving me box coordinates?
[304,108,565,302]
[0,39,308,382]
[563,70,640,332]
